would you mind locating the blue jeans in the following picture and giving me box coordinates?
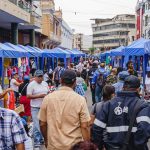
[0,100,4,108]
[31,107,44,145]
[95,85,103,103]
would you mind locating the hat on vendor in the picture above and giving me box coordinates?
[24,75,30,81]
[35,70,44,77]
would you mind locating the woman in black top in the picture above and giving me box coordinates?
[19,75,31,123]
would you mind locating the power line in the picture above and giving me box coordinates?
[63,11,118,16]
[62,10,135,17]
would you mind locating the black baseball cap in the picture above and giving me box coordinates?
[61,69,76,84]
[124,75,140,89]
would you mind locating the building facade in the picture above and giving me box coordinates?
[91,14,136,52]
[41,0,62,49]
[136,0,150,39]
[60,20,73,49]
[82,35,93,52]
[136,0,144,39]
[73,33,92,52]
[73,33,83,51]
[0,0,42,47]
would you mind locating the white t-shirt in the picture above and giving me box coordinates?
[10,79,18,92]
[44,73,49,82]
[0,86,3,94]
[27,80,49,108]
[76,63,84,72]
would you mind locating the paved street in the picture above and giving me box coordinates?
[86,87,93,109]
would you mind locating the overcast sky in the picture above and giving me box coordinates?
[55,0,137,35]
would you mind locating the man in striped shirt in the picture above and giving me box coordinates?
[0,108,27,150]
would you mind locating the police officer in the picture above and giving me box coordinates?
[92,75,150,150]
[88,63,98,104]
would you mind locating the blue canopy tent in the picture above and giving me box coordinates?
[72,48,85,57]
[44,48,71,68]
[4,43,35,58]
[72,49,86,63]
[110,46,125,67]
[111,46,125,56]
[61,49,83,63]
[0,43,32,88]
[26,45,43,56]
[100,50,112,57]
[100,50,112,63]
[18,45,41,57]
[124,38,150,83]
[124,38,150,56]
[26,46,55,70]
[27,45,45,70]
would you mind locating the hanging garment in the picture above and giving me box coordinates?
[9,91,16,110]
[4,58,10,68]
[18,58,22,68]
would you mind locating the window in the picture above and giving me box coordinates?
[145,3,148,11]
[145,15,148,26]
[148,2,150,10]
[93,38,125,44]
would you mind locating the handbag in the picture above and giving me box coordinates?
[106,99,142,150]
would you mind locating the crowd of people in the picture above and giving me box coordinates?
[1,56,150,150]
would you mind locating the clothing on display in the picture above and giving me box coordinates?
[114,58,120,68]
[4,91,15,110]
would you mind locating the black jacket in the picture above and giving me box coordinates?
[92,91,150,150]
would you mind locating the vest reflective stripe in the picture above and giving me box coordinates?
[94,119,106,128]
[106,126,137,133]
[136,116,150,124]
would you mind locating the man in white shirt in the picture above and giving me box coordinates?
[10,72,21,106]
[76,62,84,73]
[27,70,49,149]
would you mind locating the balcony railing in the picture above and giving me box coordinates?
[8,0,31,13]
[50,32,61,42]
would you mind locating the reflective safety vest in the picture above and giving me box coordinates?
[92,91,150,150]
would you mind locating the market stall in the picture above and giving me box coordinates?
[111,46,125,68]
[124,38,150,83]
[44,47,71,68]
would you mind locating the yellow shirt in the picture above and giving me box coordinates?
[38,86,91,150]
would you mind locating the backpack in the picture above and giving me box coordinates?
[54,67,65,81]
